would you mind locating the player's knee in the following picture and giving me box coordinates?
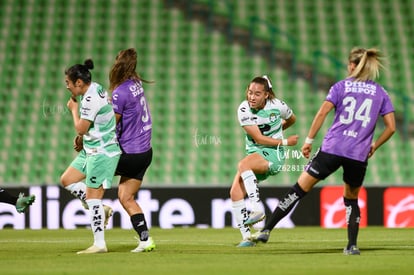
[237,160,250,173]
[118,192,134,206]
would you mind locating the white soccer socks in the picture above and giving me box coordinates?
[65,182,88,208]
[86,199,106,249]
[231,199,250,240]
[241,170,262,212]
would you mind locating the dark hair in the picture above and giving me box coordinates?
[246,75,276,100]
[65,59,94,84]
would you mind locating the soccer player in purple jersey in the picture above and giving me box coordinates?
[251,48,396,255]
[109,48,155,252]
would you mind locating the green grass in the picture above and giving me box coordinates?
[1,227,413,274]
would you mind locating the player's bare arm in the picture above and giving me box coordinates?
[243,125,298,146]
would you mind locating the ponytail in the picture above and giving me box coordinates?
[348,48,385,81]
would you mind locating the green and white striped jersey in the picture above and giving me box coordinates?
[80,82,120,157]
[237,99,293,153]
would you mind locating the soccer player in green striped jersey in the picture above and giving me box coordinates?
[230,75,298,247]
[64,59,121,254]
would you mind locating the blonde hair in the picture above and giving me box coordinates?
[348,47,385,81]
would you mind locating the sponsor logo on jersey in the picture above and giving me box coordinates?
[344,80,377,96]
[240,116,250,122]
[129,82,144,97]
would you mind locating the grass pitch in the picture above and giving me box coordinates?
[1,227,413,274]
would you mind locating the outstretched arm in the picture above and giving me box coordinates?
[243,124,298,147]
[302,101,334,158]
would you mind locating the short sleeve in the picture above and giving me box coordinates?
[379,88,395,116]
[237,101,254,126]
[111,88,126,115]
[278,99,293,120]
[80,94,100,122]
[325,81,342,106]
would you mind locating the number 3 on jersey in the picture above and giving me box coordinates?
[340,96,372,127]
[140,97,150,123]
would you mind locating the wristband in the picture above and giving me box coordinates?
[282,139,288,146]
[305,137,314,144]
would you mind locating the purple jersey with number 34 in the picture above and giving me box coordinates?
[321,78,394,162]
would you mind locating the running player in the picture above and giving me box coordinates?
[109,48,155,252]
[251,48,396,255]
[231,75,298,247]
[64,59,121,254]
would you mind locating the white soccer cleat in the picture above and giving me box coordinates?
[103,205,113,229]
[77,245,108,254]
[131,237,156,253]
[244,211,265,225]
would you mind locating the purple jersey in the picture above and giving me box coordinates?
[112,79,152,154]
[321,78,394,161]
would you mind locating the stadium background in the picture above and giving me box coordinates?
[0,0,413,228]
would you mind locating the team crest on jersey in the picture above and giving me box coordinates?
[269,113,277,122]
